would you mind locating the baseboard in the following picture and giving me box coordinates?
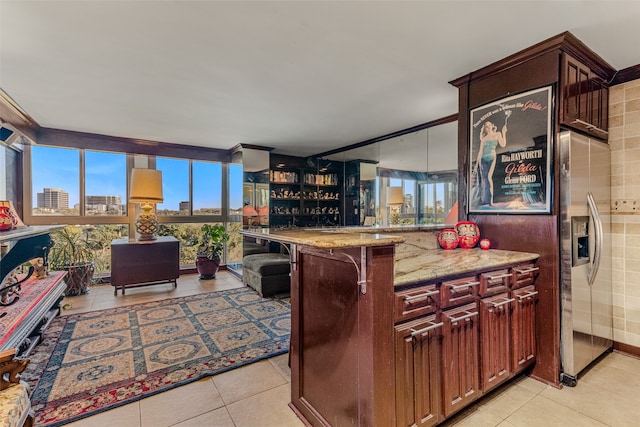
[613,341,640,358]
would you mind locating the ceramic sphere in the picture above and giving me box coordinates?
[480,238,491,250]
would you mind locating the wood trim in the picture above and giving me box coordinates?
[0,89,39,142]
[611,64,640,86]
[37,127,232,162]
[613,341,640,358]
[450,31,616,88]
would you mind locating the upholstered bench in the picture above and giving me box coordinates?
[242,253,291,297]
[0,349,34,427]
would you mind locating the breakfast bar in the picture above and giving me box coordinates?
[240,227,539,426]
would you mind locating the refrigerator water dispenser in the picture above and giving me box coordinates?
[572,216,590,266]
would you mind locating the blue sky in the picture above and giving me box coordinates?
[32,147,243,210]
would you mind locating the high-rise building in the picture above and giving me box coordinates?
[86,195,122,206]
[37,188,69,209]
[85,195,125,214]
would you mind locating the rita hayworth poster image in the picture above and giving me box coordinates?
[468,86,552,214]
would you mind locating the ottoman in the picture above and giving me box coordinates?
[242,253,291,297]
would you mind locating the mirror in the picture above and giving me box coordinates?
[325,120,458,227]
[228,147,271,276]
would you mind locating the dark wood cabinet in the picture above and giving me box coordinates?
[480,293,513,392]
[561,53,609,139]
[441,302,480,418]
[395,315,442,427]
[512,285,538,373]
[110,236,180,295]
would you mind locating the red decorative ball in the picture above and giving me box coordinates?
[455,221,480,249]
[438,229,459,250]
[480,238,491,250]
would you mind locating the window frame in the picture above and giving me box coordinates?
[23,143,239,266]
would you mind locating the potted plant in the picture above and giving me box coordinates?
[49,226,99,296]
[194,224,229,279]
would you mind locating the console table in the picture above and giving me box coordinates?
[110,236,180,295]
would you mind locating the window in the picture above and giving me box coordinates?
[85,150,127,216]
[31,146,80,216]
[156,157,190,215]
[193,161,222,215]
[28,147,240,270]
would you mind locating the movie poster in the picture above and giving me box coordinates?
[468,86,552,214]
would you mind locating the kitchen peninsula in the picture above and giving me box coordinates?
[240,226,540,426]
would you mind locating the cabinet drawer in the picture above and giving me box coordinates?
[512,284,538,302]
[395,284,439,323]
[479,269,511,296]
[512,264,539,289]
[440,276,479,309]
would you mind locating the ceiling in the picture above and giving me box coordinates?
[1,1,639,158]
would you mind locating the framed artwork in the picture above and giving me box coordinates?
[468,85,553,214]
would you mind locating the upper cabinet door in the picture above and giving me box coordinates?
[561,53,609,140]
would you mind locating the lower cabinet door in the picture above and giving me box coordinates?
[395,315,442,427]
[480,293,514,392]
[512,285,538,373]
[441,303,480,418]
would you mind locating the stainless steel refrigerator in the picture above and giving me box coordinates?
[559,131,613,386]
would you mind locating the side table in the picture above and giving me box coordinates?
[110,236,180,295]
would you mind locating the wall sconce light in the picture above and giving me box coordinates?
[387,186,403,225]
[129,168,163,241]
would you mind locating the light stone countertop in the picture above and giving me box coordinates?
[394,248,539,288]
[240,227,405,248]
[240,227,539,288]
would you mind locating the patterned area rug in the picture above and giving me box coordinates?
[23,287,290,426]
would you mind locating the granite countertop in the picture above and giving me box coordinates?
[394,248,540,287]
[240,228,405,249]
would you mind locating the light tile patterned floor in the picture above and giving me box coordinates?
[58,272,640,427]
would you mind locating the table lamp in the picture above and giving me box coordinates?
[387,186,403,225]
[130,168,163,241]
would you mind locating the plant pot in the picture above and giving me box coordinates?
[64,262,94,296]
[196,256,220,279]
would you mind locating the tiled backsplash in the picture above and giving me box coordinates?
[609,78,640,347]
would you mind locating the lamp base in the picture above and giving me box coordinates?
[136,203,159,241]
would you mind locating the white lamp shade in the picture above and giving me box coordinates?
[130,168,164,203]
[387,186,404,206]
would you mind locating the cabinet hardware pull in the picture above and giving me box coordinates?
[517,290,539,300]
[513,267,539,274]
[450,281,479,291]
[448,311,478,323]
[410,322,443,337]
[487,273,511,281]
[404,290,439,302]
[491,298,516,308]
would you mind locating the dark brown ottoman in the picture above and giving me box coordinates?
[242,253,291,297]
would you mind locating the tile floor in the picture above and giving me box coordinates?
[56,272,640,427]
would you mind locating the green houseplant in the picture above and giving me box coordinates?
[194,224,229,279]
[49,226,99,296]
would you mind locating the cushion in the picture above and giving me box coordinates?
[243,242,269,256]
[0,383,31,427]
[243,253,290,276]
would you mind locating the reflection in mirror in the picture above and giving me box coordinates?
[325,120,458,227]
[228,147,270,276]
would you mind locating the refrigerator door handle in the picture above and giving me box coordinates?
[587,191,603,286]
